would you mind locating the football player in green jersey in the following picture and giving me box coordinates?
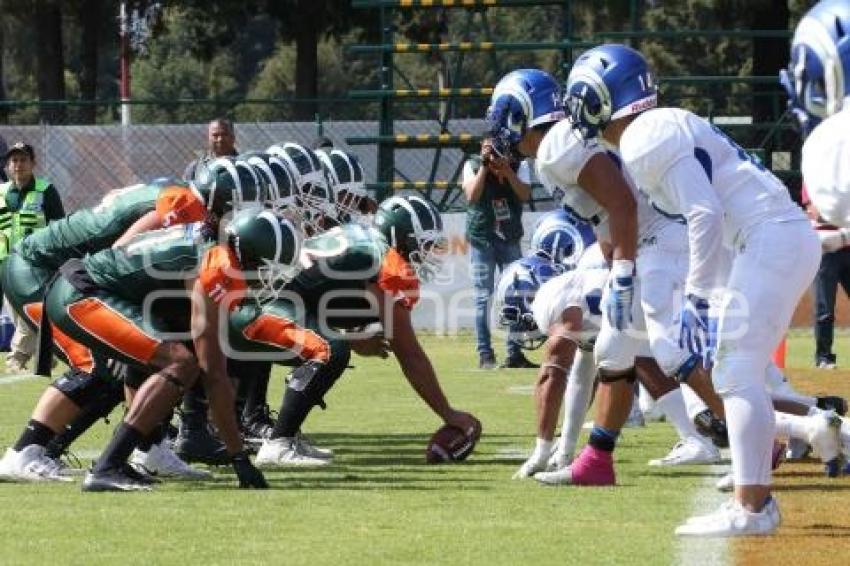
[38,210,299,491]
[0,160,265,482]
[226,195,481,467]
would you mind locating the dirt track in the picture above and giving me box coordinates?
[736,369,850,565]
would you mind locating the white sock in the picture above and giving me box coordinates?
[681,384,708,421]
[720,371,775,486]
[559,349,595,459]
[655,388,700,441]
[638,384,655,415]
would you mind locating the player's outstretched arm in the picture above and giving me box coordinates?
[112,210,162,248]
[577,153,637,262]
[376,285,477,432]
[189,277,267,488]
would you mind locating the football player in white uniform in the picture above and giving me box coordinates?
[486,69,643,486]
[781,0,850,229]
[566,44,819,537]
[537,129,726,473]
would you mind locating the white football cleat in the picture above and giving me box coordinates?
[806,410,842,463]
[130,442,212,480]
[715,471,734,492]
[0,445,74,482]
[533,466,573,485]
[546,445,573,471]
[255,437,332,468]
[649,437,721,467]
[294,432,333,460]
[675,497,781,537]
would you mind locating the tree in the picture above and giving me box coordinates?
[34,0,66,124]
[75,0,105,124]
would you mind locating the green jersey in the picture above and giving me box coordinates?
[82,224,247,309]
[18,178,206,270]
[288,223,420,328]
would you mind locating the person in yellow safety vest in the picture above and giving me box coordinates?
[0,142,64,373]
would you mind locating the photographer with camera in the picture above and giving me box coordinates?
[462,137,536,370]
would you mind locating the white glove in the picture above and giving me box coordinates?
[512,438,553,479]
[818,228,850,253]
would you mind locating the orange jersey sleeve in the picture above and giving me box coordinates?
[199,245,247,310]
[156,185,207,227]
[377,248,420,310]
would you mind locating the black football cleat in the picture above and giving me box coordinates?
[241,404,276,448]
[173,423,230,466]
[500,353,540,369]
[82,466,153,492]
[694,409,729,449]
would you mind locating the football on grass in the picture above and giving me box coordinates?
[425,419,482,464]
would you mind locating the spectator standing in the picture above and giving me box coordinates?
[0,142,64,372]
[183,118,237,180]
[461,138,537,369]
[805,184,850,369]
[0,136,8,183]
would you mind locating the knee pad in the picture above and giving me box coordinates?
[674,354,701,384]
[594,327,639,373]
[51,368,120,408]
[597,366,636,384]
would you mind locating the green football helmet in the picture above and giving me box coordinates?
[226,209,303,304]
[267,142,337,234]
[193,156,266,219]
[238,151,299,213]
[373,195,448,282]
[315,148,372,223]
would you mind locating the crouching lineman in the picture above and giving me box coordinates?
[228,195,480,466]
[502,251,844,488]
[38,209,298,491]
[0,161,263,482]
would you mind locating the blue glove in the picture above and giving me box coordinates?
[679,294,715,367]
[606,261,634,331]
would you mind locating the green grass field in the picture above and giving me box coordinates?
[0,331,836,566]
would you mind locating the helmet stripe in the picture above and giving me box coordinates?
[258,210,283,263]
[796,15,845,115]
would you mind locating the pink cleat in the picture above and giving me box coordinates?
[535,445,615,486]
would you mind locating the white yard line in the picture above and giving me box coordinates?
[0,374,40,386]
[674,464,730,566]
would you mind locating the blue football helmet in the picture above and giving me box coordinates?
[530,208,597,268]
[485,69,566,157]
[565,44,658,140]
[780,0,850,136]
[495,255,563,350]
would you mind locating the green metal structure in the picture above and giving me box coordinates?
[348,0,799,210]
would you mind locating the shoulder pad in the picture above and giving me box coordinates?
[620,108,692,188]
[377,247,420,309]
[199,245,247,310]
[156,184,207,227]
[536,119,604,190]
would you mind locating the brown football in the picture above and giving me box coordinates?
[425,418,482,464]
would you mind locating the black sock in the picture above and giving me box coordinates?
[92,422,144,473]
[587,425,619,453]
[137,424,165,452]
[244,362,271,416]
[272,389,313,439]
[13,419,57,451]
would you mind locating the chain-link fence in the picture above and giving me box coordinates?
[0,117,489,212]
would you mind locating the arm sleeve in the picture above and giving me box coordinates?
[43,184,65,221]
[660,157,725,298]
